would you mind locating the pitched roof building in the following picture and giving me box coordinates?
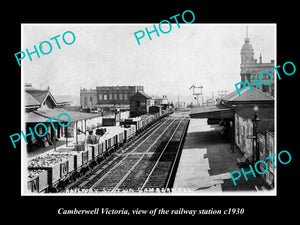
[130,91,152,117]
[25,84,69,111]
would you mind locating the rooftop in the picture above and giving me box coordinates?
[132,91,152,99]
[25,85,70,108]
[222,88,274,103]
[24,92,40,107]
[25,89,49,104]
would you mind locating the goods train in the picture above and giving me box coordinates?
[27,111,169,193]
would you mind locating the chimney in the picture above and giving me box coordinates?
[24,83,32,88]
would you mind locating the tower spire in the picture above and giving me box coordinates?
[246,25,248,38]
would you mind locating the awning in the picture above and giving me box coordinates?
[189,104,234,119]
[25,108,102,123]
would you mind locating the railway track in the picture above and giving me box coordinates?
[64,116,189,193]
[117,118,189,191]
[88,118,180,191]
[142,118,189,189]
[64,117,172,190]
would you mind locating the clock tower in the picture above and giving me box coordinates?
[240,26,254,83]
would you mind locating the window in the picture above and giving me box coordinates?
[119,94,123,100]
[90,97,93,102]
[99,94,103,100]
[109,94,113,100]
[103,95,107,101]
[84,97,87,105]
[114,94,118,100]
[124,94,128,100]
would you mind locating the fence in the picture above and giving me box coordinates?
[235,114,275,188]
[258,131,275,188]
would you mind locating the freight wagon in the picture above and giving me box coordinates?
[26,112,168,193]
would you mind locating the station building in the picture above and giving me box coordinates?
[189,88,275,188]
[188,30,275,188]
[24,84,102,153]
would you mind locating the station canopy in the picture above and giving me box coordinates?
[189,88,274,119]
[25,108,101,123]
[189,104,234,119]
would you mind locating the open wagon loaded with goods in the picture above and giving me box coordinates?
[55,144,103,178]
[120,112,163,135]
[100,126,125,148]
[26,142,104,193]
[88,142,104,164]
[121,124,136,143]
[27,153,74,192]
[27,169,48,193]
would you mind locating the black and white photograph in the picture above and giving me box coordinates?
[4,3,299,221]
[21,23,276,195]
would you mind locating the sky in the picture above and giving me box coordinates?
[22,23,276,104]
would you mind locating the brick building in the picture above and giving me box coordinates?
[130,91,152,117]
[80,86,144,110]
[96,86,144,107]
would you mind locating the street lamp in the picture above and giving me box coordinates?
[252,106,260,163]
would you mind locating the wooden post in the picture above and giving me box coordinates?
[75,121,78,143]
[65,126,68,147]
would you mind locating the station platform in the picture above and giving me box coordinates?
[173,118,265,193]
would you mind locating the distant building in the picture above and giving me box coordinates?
[96,86,144,109]
[240,29,275,97]
[130,91,152,117]
[152,95,168,106]
[80,88,97,109]
[206,98,216,106]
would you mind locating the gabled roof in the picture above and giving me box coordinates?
[25,88,70,108]
[24,92,40,107]
[222,88,274,103]
[25,89,51,104]
[132,91,152,99]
